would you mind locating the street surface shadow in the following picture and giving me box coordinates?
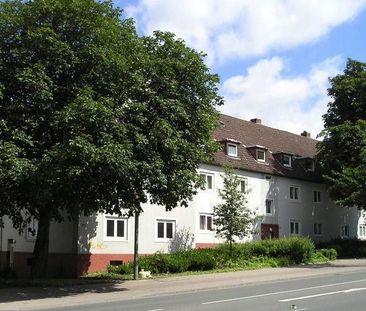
[0,281,127,303]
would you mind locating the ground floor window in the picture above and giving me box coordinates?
[313,223,322,236]
[341,224,349,238]
[290,219,300,235]
[265,199,273,215]
[26,218,38,240]
[360,224,366,237]
[157,219,175,240]
[104,216,128,241]
[199,213,214,231]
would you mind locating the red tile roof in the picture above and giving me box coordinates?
[211,114,321,182]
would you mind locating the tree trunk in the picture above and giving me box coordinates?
[133,210,140,280]
[31,210,51,278]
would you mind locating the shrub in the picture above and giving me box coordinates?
[107,262,133,275]
[316,238,366,259]
[139,252,170,274]
[318,248,337,260]
[187,249,217,271]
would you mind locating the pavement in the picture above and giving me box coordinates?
[0,259,366,311]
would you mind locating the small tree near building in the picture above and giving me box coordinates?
[214,167,256,256]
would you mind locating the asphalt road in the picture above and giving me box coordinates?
[41,270,366,311]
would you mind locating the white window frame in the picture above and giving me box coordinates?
[313,223,322,236]
[265,199,273,215]
[200,172,214,191]
[199,213,214,232]
[289,185,300,201]
[256,149,266,162]
[26,218,38,240]
[313,190,322,203]
[156,219,176,241]
[290,219,301,236]
[227,143,238,157]
[283,154,292,167]
[104,216,128,242]
[359,224,366,237]
[341,224,349,238]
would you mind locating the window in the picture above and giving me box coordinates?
[200,173,213,190]
[314,223,322,236]
[290,220,300,235]
[359,225,366,237]
[283,154,292,167]
[26,218,38,240]
[265,199,273,215]
[157,220,175,240]
[305,158,315,171]
[200,214,214,231]
[313,191,321,203]
[239,179,247,193]
[104,216,128,241]
[341,224,349,237]
[227,143,238,157]
[289,186,300,200]
[257,149,266,162]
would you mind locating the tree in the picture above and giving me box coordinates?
[317,59,366,209]
[0,0,222,278]
[214,167,256,255]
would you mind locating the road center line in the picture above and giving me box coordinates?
[280,287,366,302]
[201,278,366,305]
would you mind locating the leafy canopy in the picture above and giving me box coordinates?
[0,0,223,229]
[317,59,366,209]
[214,167,256,248]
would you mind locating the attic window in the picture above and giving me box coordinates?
[227,143,238,157]
[305,158,315,171]
[257,149,266,162]
[283,154,292,167]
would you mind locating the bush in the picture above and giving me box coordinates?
[318,248,337,260]
[316,238,366,259]
[107,262,133,275]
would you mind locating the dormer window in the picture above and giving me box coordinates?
[257,149,266,162]
[227,143,238,157]
[305,158,315,171]
[246,145,268,163]
[283,154,292,167]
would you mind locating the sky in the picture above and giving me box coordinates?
[117,0,366,138]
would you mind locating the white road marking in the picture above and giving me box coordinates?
[147,309,164,311]
[280,287,366,302]
[201,278,366,305]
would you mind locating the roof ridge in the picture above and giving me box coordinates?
[219,113,319,143]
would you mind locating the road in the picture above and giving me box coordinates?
[42,270,366,311]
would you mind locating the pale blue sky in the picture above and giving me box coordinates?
[118,0,366,137]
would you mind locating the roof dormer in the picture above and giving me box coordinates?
[223,138,241,158]
[273,152,293,168]
[246,145,268,163]
[296,156,315,172]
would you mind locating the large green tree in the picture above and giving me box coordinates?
[214,167,256,255]
[317,59,366,209]
[0,0,222,278]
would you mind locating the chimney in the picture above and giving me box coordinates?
[250,118,262,124]
[301,131,311,138]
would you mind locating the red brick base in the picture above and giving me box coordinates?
[195,243,219,249]
[0,251,77,277]
[78,253,135,274]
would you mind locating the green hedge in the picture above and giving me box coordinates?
[107,237,320,275]
[316,238,366,258]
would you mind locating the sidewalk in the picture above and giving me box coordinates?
[0,259,366,311]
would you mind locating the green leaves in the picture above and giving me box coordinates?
[317,59,366,209]
[0,0,221,226]
[214,167,256,249]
